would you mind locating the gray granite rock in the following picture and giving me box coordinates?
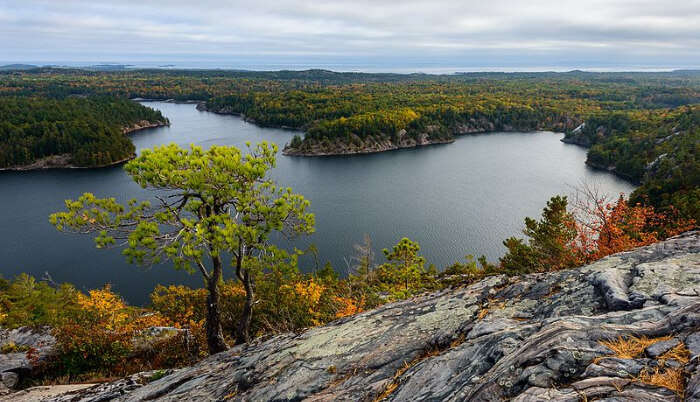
[0,327,54,390]
[687,332,700,359]
[645,338,681,358]
[41,231,700,401]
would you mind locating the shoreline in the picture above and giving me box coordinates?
[0,154,135,172]
[153,102,643,187]
[560,136,641,185]
[282,129,559,157]
[0,120,168,172]
[122,119,170,134]
[282,137,455,156]
[132,98,202,104]
[195,102,302,131]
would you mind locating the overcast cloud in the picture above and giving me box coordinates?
[1,0,699,70]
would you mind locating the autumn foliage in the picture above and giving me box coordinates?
[576,195,695,261]
[501,189,695,274]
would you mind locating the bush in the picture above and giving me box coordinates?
[0,273,80,329]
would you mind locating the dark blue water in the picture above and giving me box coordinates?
[0,102,635,303]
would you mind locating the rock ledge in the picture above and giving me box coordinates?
[39,231,700,401]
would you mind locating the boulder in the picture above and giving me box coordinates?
[0,327,54,391]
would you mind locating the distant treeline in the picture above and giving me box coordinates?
[0,96,167,168]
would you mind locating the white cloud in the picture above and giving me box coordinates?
[0,0,698,69]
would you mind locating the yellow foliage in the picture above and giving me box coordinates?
[294,279,325,306]
[76,285,130,331]
[150,285,208,327]
[76,285,171,333]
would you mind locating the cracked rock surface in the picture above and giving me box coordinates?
[45,231,700,401]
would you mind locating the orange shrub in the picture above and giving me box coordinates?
[333,296,363,318]
[576,195,695,261]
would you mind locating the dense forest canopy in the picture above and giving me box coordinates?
[0,68,697,219]
[0,96,167,168]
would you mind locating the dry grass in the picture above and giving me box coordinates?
[477,298,506,320]
[374,359,415,401]
[598,336,690,398]
[598,335,671,359]
[659,343,691,365]
[450,334,466,349]
[638,366,686,398]
[375,380,399,401]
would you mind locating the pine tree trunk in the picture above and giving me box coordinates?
[205,257,228,354]
[236,270,254,344]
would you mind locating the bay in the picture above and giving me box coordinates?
[0,101,635,303]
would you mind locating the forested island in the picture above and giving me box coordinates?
[0,96,168,169]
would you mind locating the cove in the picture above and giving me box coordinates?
[0,102,636,304]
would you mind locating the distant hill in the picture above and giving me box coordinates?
[85,64,134,71]
[0,64,38,71]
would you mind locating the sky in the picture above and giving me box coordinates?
[1,0,699,72]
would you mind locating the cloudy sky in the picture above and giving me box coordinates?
[1,0,699,71]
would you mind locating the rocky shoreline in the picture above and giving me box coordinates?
[583,159,640,184]
[0,154,135,172]
[196,102,302,131]
[132,98,201,105]
[25,230,700,401]
[282,120,578,157]
[282,134,455,157]
[121,119,169,135]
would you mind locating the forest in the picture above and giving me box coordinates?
[0,68,697,390]
[1,68,697,219]
[0,96,167,168]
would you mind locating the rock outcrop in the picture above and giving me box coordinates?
[41,231,700,401]
[121,119,169,134]
[0,327,54,391]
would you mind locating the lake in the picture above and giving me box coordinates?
[0,101,636,304]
